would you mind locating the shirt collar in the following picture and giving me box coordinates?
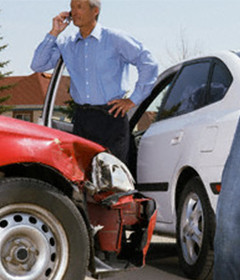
[75,22,102,42]
[91,22,102,40]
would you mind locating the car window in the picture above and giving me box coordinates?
[159,62,211,120]
[134,83,170,132]
[207,61,232,104]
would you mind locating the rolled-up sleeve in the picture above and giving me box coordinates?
[116,32,159,105]
[31,33,61,72]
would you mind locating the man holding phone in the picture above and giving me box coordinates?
[31,0,158,163]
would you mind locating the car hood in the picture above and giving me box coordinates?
[0,116,105,181]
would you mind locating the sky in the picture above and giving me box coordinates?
[1,0,240,76]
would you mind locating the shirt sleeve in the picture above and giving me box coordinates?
[31,33,61,72]
[115,31,159,105]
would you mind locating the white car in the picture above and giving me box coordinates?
[41,50,240,279]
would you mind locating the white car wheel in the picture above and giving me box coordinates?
[177,177,215,280]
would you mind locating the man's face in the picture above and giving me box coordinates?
[70,0,99,28]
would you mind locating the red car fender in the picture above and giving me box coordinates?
[0,116,105,181]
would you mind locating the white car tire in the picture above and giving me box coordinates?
[176,177,215,280]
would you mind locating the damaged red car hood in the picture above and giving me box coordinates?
[0,116,105,181]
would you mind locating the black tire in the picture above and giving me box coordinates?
[176,177,215,279]
[0,177,89,280]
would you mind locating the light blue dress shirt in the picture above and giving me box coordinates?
[31,23,158,105]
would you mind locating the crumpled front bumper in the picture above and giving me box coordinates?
[87,190,157,277]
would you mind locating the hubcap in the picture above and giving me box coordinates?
[180,192,204,265]
[0,204,69,280]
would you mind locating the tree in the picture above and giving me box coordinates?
[0,32,14,114]
[160,27,203,68]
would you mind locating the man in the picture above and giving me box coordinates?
[31,0,158,163]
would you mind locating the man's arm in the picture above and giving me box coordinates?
[31,12,70,72]
[123,42,159,106]
[108,31,159,117]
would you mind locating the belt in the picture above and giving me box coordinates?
[74,103,112,115]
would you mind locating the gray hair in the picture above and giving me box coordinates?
[89,0,101,20]
[89,0,101,10]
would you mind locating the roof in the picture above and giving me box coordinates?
[0,72,71,107]
[0,72,51,106]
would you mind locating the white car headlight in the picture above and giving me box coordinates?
[91,152,135,193]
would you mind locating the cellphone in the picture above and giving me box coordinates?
[65,11,72,24]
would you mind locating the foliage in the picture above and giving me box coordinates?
[58,99,75,120]
[0,34,14,114]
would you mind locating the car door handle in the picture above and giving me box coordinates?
[171,131,184,145]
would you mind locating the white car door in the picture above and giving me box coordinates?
[137,60,212,224]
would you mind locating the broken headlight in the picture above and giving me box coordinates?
[91,152,135,193]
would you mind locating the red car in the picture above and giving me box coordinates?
[0,114,156,280]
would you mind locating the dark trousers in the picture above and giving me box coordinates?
[73,104,129,164]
